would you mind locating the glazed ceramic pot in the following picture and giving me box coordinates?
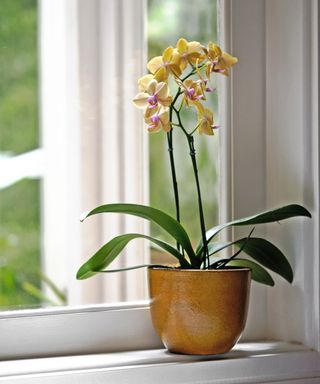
[148,267,251,355]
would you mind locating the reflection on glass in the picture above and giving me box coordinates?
[148,0,219,253]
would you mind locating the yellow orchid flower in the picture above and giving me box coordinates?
[179,78,205,108]
[176,38,206,71]
[147,46,181,82]
[137,74,154,92]
[194,61,216,94]
[144,107,171,133]
[205,42,238,77]
[197,107,218,135]
[133,79,172,109]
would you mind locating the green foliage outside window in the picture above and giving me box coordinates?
[0,0,40,308]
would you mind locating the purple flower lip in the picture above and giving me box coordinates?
[147,95,158,106]
[186,88,195,98]
[151,115,160,123]
[186,88,204,101]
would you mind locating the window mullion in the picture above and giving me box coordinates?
[40,0,83,304]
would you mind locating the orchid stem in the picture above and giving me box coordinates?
[166,131,181,240]
[172,106,189,136]
[167,88,183,255]
[173,104,209,268]
[167,67,208,262]
[187,136,209,269]
[181,63,206,82]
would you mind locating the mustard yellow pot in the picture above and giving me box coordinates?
[148,267,251,355]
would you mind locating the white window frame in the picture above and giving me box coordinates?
[0,0,320,382]
[220,0,319,347]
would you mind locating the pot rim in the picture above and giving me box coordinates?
[148,266,251,273]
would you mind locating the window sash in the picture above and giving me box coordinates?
[0,1,319,379]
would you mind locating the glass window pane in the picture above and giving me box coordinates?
[0,179,41,309]
[0,0,41,310]
[148,0,219,256]
[1,0,220,309]
[0,0,39,155]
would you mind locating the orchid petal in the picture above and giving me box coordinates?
[162,46,174,62]
[205,62,212,78]
[158,95,172,107]
[159,109,170,122]
[184,79,194,88]
[154,67,168,82]
[132,92,149,108]
[155,82,168,98]
[147,56,163,74]
[147,79,157,94]
[138,74,154,91]
[222,52,238,66]
[187,41,201,53]
[161,121,171,132]
[199,121,214,135]
[179,60,188,71]
[160,112,171,132]
[193,100,205,114]
[148,125,161,133]
[144,107,158,119]
[207,42,222,59]
[171,51,182,66]
[170,63,182,77]
[176,38,188,54]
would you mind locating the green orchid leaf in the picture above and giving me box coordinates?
[214,227,255,269]
[81,203,196,263]
[207,241,233,256]
[235,237,293,283]
[226,258,275,286]
[197,204,311,255]
[77,233,189,280]
[206,236,292,283]
[94,264,168,273]
[201,228,256,259]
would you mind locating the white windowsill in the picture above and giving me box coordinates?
[1,342,320,384]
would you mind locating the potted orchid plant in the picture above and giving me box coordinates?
[77,38,311,355]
